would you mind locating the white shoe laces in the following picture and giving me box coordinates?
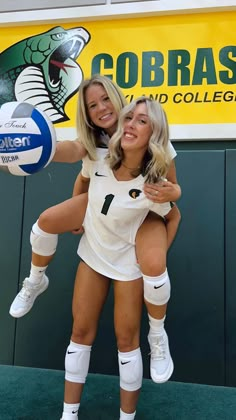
[18,280,35,301]
[149,334,167,361]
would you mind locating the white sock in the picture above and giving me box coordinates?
[28,263,48,285]
[148,314,166,334]
[120,408,136,419]
[62,402,80,419]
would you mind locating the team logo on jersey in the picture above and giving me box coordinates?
[129,189,142,199]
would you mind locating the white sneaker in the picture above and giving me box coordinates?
[9,275,49,318]
[148,329,174,383]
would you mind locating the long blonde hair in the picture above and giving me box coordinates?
[76,74,127,160]
[107,97,172,183]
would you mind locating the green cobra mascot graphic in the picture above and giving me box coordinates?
[0,26,90,123]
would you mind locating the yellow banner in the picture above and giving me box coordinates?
[0,11,235,130]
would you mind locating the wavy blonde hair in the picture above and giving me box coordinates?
[76,74,127,160]
[107,97,172,183]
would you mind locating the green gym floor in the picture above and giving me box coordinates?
[0,365,235,420]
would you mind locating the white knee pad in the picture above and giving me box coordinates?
[143,269,171,305]
[118,348,143,392]
[30,220,58,256]
[65,341,91,384]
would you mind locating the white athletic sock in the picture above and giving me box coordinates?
[120,408,136,419]
[62,402,80,419]
[148,314,166,334]
[28,263,48,285]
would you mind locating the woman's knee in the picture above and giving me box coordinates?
[116,326,140,352]
[38,208,54,232]
[136,214,167,275]
[71,320,97,345]
[138,245,166,276]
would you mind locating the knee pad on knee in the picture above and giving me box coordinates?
[118,347,143,392]
[65,341,91,384]
[143,269,171,305]
[30,220,58,256]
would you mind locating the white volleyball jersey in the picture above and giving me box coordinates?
[78,149,173,281]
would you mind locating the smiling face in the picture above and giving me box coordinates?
[121,102,153,153]
[85,83,119,136]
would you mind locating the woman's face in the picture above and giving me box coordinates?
[85,84,119,136]
[121,102,153,153]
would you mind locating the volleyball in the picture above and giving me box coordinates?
[0,102,56,176]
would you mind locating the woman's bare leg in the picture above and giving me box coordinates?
[136,212,167,319]
[38,193,88,234]
[136,212,173,383]
[114,278,143,418]
[62,262,110,419]
[9,194,88,318]
[33,193,88,264]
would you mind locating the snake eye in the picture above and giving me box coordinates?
[51,33,66,41]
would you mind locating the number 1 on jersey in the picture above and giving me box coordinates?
[101,194,115,215]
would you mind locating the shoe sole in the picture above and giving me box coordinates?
[150,356,174,384]
[9,276,49,318]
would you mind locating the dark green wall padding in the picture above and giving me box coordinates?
[0,174,24,365]
[0,149,234,386]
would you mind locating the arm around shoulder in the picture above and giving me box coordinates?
[143,159,182,203]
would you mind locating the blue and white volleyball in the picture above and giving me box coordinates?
[0,102,56,176]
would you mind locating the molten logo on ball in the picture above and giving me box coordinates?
[0,135,37,165]
[0,136,31,150]
[0,101,56,176]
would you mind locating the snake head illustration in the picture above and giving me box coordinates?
[0,26,91,122]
